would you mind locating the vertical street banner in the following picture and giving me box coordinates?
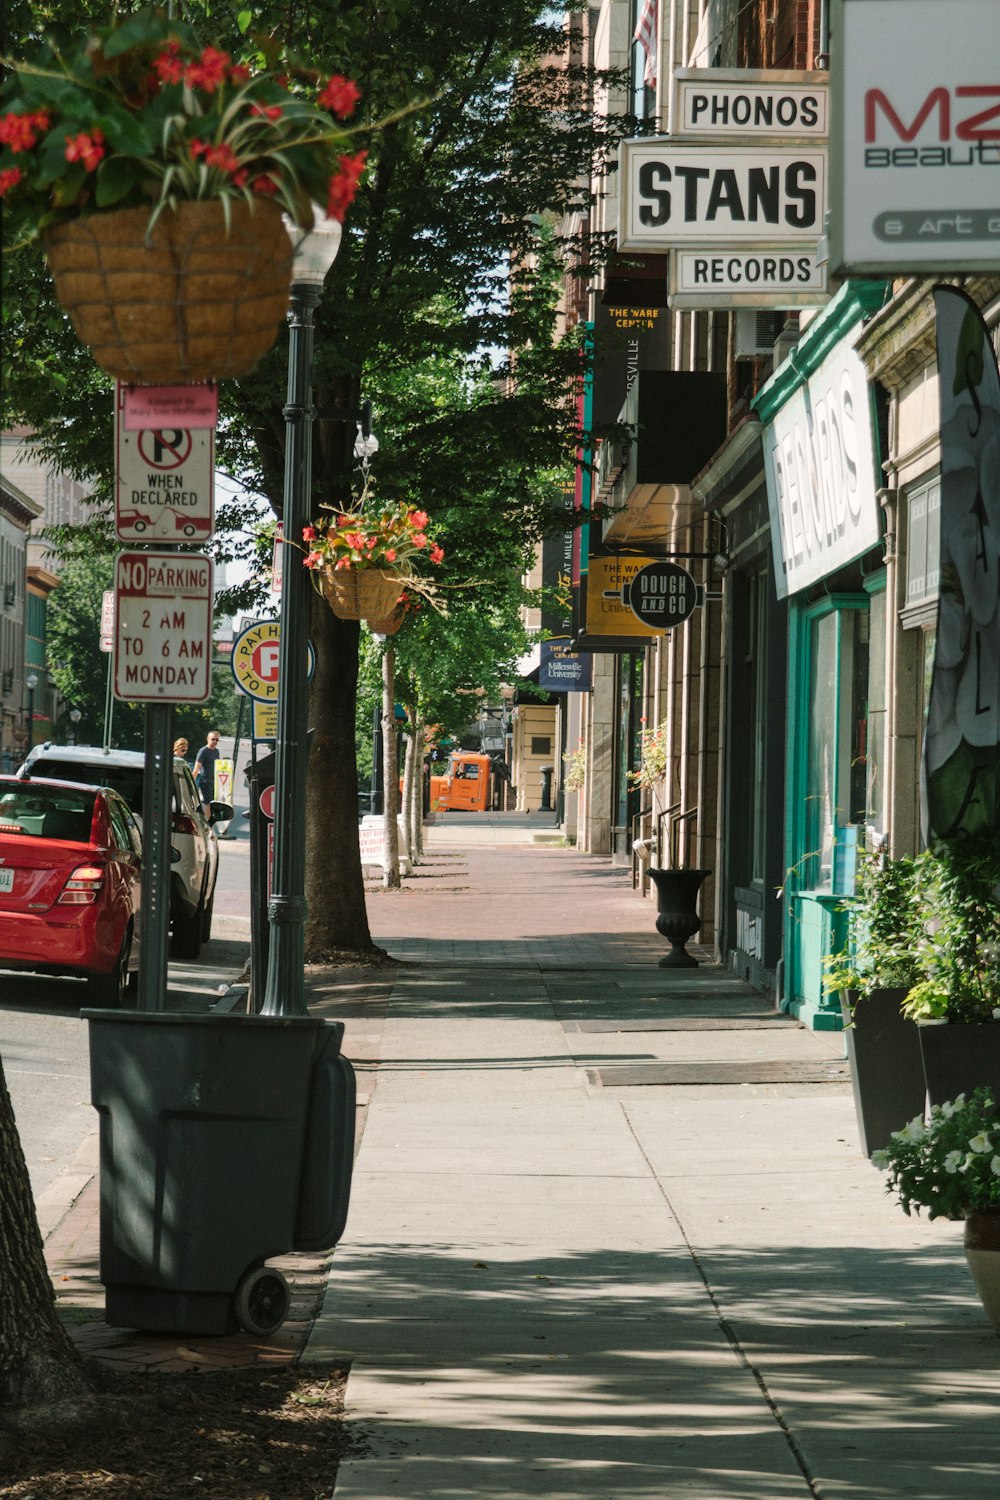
[922,286,1000,846]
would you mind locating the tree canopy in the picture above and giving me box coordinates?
[3,0,628,956]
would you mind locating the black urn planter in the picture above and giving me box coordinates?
[917,1020,1000,1109]
[840,988,925,1156]
[648,867,709,968]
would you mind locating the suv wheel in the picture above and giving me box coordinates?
[200,889,215,944]
[170,901,203,961]
[87,930,131,1008]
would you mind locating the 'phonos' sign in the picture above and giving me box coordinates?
[830,0,1000,273]
[619,140,826,252]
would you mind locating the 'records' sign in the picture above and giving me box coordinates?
[831,0,1000,272]
[620,141,826,251]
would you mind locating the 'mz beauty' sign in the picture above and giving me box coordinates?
[762,342,882,599]
[830,0,1000,273]
[619,140,826,252]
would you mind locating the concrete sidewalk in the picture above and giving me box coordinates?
[311,837,1000,1500]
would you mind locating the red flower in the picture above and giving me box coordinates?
[317,74,361,119]
[229,64,252,84]
[190,138,208,159]
[304,550,324,569]
[0,110,49,152]
[203,143,243,175]
[302,525,317,542]
[411,509,429,529]
[413,533,427,549]
[326,150,367,223]
[153,41,184,84]
[384,548,397,563]
[252,174,279,196]
[250,103,283,121]
[185,46,231,93]
[0,167,23,196]
[429,543,445,564]
[64,130,105,172]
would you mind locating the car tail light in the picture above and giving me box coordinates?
[172,813,198,835]
[58,864,105,905]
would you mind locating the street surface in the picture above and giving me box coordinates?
[0,817,252,1202]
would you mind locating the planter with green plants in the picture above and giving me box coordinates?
[901,843,1000,1107]
[823,851,925,1156]
[872,1088,1000,1330]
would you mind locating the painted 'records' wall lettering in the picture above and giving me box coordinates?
[761,339,881,599]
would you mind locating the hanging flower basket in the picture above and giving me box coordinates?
[320,565,404,624]
[1,8,371,383]
[43,200,293,385]
[367,603,406,636]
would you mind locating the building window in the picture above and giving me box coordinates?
[904,474,940,613]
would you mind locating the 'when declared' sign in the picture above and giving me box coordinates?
[114,552,213,704]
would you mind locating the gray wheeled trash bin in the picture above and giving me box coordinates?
[84,1010,355,1337]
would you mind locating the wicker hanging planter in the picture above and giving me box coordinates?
[367,603,406,636]
[320,566,405,624]
[43,200,293,386]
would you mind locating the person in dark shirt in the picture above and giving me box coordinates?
[193,730,221,813]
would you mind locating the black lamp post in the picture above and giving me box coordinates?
[259,209,342,1019]
[24,672,38,758]
[69,707,81,745]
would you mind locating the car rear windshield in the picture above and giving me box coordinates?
[28,758,143,814]
[0,784,95,842]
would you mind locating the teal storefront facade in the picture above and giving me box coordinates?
[754,281,889,1031]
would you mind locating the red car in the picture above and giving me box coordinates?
[0,775,142,1006]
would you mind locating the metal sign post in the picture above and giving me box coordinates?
[134,703,174,1012]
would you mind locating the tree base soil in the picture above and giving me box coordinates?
[0,1361,357,1499]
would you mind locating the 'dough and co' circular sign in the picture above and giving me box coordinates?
[626,562,699,630]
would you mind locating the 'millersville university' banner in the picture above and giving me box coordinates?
[922,287,1000,846]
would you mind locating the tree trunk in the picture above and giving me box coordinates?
[303,593,383,960]
[410,717,425,861]
[401,710,417,868]
[381,645,401,890]
[0,1057,90,1409]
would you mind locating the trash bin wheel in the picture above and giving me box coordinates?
[234,1265,290,1337]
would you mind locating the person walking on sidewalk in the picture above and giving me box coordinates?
[193,730,221,814]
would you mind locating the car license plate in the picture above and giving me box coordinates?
[0,868,13,893]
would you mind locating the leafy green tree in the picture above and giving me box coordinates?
[3,0,627,962]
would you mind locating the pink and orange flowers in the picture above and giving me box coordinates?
[300,498,446,614]
[0,7,369,243]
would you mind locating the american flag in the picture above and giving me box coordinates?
[634,0,658,89]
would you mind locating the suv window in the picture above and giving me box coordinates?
[28,756,144,815]
[107,795,138,855]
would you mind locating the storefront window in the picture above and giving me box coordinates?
[804,603,870,893]
[866,588,887,839]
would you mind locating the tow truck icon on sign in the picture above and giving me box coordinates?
[115,422,214,544]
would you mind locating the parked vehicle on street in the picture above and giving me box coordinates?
[429,751,495,812]
[0,775,142,1005]
[19,744,231,960]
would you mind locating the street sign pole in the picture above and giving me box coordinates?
[135,703,174,1012]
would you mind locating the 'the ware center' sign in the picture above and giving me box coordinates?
[114,552,213,703]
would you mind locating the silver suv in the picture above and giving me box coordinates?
[19,744,231,961]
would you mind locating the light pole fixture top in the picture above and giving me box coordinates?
[285,206,343,287]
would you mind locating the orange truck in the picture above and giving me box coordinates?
[429,752,493,812]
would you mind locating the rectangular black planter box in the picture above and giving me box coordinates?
[918,1020,1000,1109]
[841,988,925,1155]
